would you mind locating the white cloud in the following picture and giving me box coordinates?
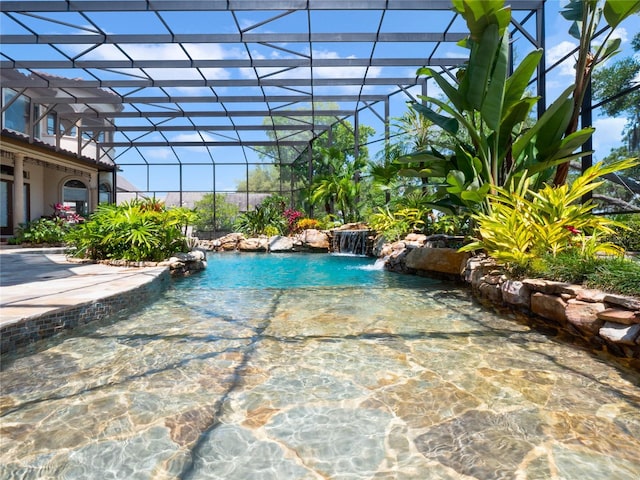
[546,40,578,77]
[592,116,627,160]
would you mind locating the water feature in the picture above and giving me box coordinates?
[331,230,371,255]
[1,253,639,479]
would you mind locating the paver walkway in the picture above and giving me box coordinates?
[0,246,167,329]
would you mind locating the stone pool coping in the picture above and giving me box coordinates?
[0,247,170,354]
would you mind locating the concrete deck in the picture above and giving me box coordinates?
[0,246,169,352]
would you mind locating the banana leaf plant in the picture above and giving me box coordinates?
[398,0,635,214]
[553,0,640,184]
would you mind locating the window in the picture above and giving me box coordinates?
[47,113,57,135]
[2,89,30,134]
[98,182,111,204]
[63,179,88,216]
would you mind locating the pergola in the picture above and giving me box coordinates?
[1,0,547,206]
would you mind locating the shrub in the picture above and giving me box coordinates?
[297,218,320,231]
[460,160,636,274]
[283,208,304,234]
[11,217,70,245]
[530,252,640,297]
[603,214,640,252]
[65,198,190,261]
[368,206,426,242]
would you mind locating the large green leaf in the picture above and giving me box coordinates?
[603,0,640,28]
[503,49,542,111]
[453,0,511,40]
[412,102,459,135]
[535,98,574,155]
[481,30,509,130]
[512,86,574,161]
[417,67,467,112]
[545,127,595,163]
[464,23,500,110]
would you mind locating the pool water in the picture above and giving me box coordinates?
[1,253,640,479]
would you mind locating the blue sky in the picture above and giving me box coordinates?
[1,1,638,195]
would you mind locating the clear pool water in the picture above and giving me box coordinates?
[1,253,640,479]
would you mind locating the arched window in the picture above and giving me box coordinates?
[63,179,88,216]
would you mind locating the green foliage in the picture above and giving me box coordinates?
[603,214,640,251]
[460,159,637,273]
[65,198,189,262]
[235,164,282,192]
[585,257,640,296]
[401,0,639,213]
[11,218,70,245]
[309,147,365,223]
[368,206,427,242]
[531,252,640,297]
[233,194,288,236]
[429,214,473,237]
[193,193,240,233]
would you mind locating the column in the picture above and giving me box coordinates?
[13,153,25,232]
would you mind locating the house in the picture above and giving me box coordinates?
[0,70,122,238]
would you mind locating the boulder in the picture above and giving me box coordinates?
[531,292,567,324]
[404,233,427,247]
[599,322,640,345]
[217,232,245,251]
[269,235,294,252]
[238,237,268,252]
[478,282,503,303]
[603,294,640,311]
[301,229,330,250]
[596,308,640,325]
[405,247,470,276]
[501,280,531,308]
[565,300,606,335]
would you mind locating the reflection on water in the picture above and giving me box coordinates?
[1,254,639,479]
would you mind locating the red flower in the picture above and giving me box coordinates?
[565,225,581,235]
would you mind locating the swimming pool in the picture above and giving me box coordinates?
[1,253,639,479]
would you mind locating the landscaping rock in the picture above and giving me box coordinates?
[238,237,268,252]
[599,322,640,346]
[603,294,640,311]
[404,233,427,247]
[565,300,606,335]
[596,308,640,325]
[269,235,294,252]
[575,289,608,303]
[478,282,503,303]
[523,279,570,295]
[301,229,330,251]
[501,280,531,308]
[405,247,470,275]
[217,232,245,251]
[531,293,567,324]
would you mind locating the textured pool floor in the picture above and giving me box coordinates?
[1,258,640,479]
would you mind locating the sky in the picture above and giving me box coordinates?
[1,1,639,195]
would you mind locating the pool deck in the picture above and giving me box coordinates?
[0,246,169,353]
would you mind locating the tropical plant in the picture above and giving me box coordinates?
[309,146,365,223]
[460,159,638,273]
[297,218,320,231]
[65,198,190,261]
[368,206,427,242]
[553,0,640,185]
[401,0,638,214]
[233,194,288,236]
[11,218,70,245]
[603,213,640,251]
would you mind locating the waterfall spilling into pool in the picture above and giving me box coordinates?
[331,229,372,255]
[1,253,639,479]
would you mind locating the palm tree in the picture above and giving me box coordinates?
[309,147,364,222]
